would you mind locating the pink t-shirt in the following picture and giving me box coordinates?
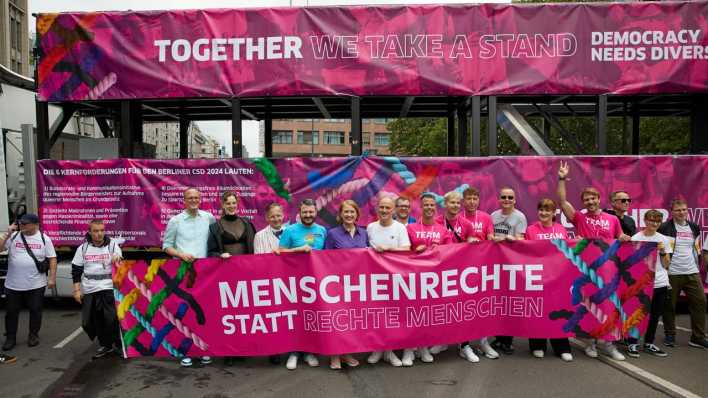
[435,214,475,242]
[572,211,622,239]
[525,222,568,241]
[462,210,494,240]
[406,222,452,248]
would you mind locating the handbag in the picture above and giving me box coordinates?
[19,232,49,274]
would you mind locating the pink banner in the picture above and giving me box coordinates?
[37,2,708,101]
[36,156,708,247]
[114,240,657,357]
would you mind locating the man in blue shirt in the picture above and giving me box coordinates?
[279,199,326,253]
[162,187,215,367]
[279,199,326,370]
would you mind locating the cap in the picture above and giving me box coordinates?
[18,213,39,224]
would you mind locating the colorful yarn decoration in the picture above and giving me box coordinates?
[383,157,417,185]
[400,166,438,199]
[114,289,185,358]
[86,72,116,100]
[314,178,368,212]
[252,158,291,201]
[127,270,209,351]
[549,238,653,340]
[121,261,192,354]
[307,157,363,191]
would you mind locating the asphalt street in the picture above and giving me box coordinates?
[0,300,706,398]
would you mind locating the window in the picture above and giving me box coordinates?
[272,130,293,144]
[363,133,371,145]
[324,131,345,145]
[374,133,390,146]
[297,131,319,145]
[373,118,388,124]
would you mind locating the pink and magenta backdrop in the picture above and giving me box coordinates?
[36,155,708,247]
[37,2,708,101]
[114,240,657,357]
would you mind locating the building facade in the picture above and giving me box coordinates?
[261,119,392,157]
[0,0,29,77]
[143,122,223,159]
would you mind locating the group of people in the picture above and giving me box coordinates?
[1,162,706,370]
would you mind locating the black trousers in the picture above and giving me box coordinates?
[5,287,46,338]
[628,286,668,345]
[528,338,571,354]
[81,290,120,348]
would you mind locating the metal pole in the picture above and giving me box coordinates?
[351,97,362,156]
[447,100,455,156]
[596,95,608,154]
[232,99,243,158]
[471,96,481,157]
[487,96,497,156]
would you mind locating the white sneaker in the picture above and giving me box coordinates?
[286,353,298,370]
[604,344,626,361]
[384,350,403,367]
[560,353,574,362]
[200,356,212,365]
[584,343,598,358]
[429,345,448,355]
[532,350,544,358]
[479,339,499,359]
[401,349,415,366]
[367,351,383,364]
[459,345,480,363]
[418,347,434,363]
[303,353,319,367]
[180,357,193,367]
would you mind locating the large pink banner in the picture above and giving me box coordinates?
[114,240,657,357]
[37,2,708,101]
[36,156,708,247]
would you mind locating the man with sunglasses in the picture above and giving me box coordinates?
[489,187,527,355]
[604,190,637,236]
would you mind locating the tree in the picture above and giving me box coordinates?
[387,118,448,156]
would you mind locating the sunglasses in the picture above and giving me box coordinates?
[614,198,632,203]
[500,196,515,200]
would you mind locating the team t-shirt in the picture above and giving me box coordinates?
[631,231,672,288]
[525,222,568,241]
[72,241,123,294]
[4,231,57,291]
[668,222,699,275]
[279,223,327,250]
[435,214,475,242]
[367,221,411,249]
[572,210,622,240]
[406,222,451,248]
[491,209,528,239]
[462,210,494,241]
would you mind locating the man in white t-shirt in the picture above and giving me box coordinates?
[72,219,123,359]
[366,197,410,367]
[627,210,671,358]
[0,213,57,351]
[658,198,708,349]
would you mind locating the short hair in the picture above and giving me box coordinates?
[299,198,317,210]
[580,187,600,201]
[421,192,436,202]
[670,198,687,210]
[337,200,360,223]
[610,190,628,202]
[537,198,557,212]
[89,219,104,228]
[644,209,663,222]
[443,191,462,202]
[264,202,282,215]
[463,187,480,198]
[184,187,200,196]
[221,191,238,203]
[499,186,515,194]
[395,197,411,206]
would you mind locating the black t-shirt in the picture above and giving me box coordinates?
[603,209,637,236]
